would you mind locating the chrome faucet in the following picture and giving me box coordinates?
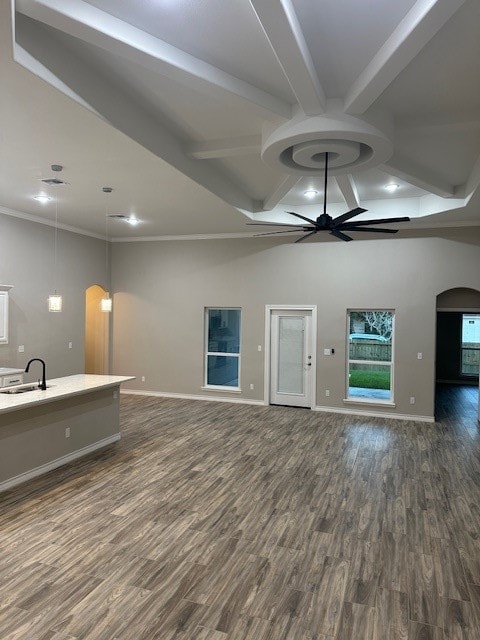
[25,358,47,390]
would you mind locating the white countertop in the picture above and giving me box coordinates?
[0,374,135,415]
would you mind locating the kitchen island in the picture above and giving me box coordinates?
[0,374,134,492]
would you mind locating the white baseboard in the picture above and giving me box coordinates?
[121,389,265,406]
[121,390,434,422]
[0,434,121,493]
[314,405,434,423]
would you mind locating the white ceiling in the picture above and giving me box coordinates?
[0,0,479,240]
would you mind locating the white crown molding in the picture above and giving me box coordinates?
[0,205,106,240]
[111,232,265,243]
[110,218,480,243]
[3,204,478,245]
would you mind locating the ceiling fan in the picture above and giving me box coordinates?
[249,152,410,242]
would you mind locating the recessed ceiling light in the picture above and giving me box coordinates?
[126,217,139,226]
[384,183,399,192]
[33,195,51,204]
[304,189,318,199]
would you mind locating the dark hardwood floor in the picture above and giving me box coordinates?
[435,382,478,422]
[0,390,479,639]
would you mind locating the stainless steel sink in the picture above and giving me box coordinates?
[0,385,47,394]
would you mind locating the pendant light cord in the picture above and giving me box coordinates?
[54,193,58,292]
[323,151,328,217]
[105,204,109,289]
[104,190,111,295]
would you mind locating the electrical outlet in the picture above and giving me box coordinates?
[325,389,330,397]
[141,376,146,382]
[249,383,254,390]
[18,345,25,353]
[68,342,73,349]
[417,352,423,360]
[257,345,262,352]
[410,396,415,405]
[65,427,70,438]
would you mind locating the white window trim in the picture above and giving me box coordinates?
[204,308,241,391]
[346,309,395,404]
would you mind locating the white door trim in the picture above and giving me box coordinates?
[264,305,317,408]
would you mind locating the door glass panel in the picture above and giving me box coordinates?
[277,316,304,394]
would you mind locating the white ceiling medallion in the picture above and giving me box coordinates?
[261,112,393,176]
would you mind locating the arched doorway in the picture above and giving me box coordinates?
[85,284,110,374]
[436,287,480,421]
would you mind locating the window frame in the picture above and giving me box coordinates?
[204,307,242,391]
[460,313,480,378]
[346,309,395,404]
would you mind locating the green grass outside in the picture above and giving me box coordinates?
[349,370,390,389]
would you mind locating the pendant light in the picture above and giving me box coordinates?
[48,165,63,312]
[101,187,112,313]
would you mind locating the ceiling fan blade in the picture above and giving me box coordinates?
[343,226,399,234]
[247,222,306,228]
[332,207,368,225]
[294,230,318,243]
[285,211,317,225]
[330,229,353,242]
[341,216,410,228]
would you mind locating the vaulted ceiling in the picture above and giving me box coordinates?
[1,0,479,239]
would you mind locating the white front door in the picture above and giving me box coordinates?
[269,309,314,408]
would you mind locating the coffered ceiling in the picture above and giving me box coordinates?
[1,0,479,239]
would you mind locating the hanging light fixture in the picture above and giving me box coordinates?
[48,292,63,312]
[100,296,112,312]
[101,187,112,313]
[48,165,63,312]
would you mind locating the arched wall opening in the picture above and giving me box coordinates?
[85,284,110,375]
[435,287,480,421]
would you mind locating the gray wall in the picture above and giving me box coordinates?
[0,214,109,381]
[3,211,479,420]
[111,235,480,419]
[0,389,119,486]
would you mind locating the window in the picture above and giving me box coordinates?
[204,308,241,389]
[461,313,480,377]
[347,310,394,401]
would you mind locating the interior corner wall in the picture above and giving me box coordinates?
[0,214,109,381]
[111,235,480,419]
